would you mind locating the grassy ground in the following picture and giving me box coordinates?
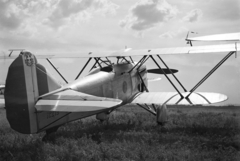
[0,105,240,161]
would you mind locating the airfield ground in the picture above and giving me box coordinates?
[0,105,239,161]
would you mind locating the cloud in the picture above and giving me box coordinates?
[182,9,203,22]
[120,0,178,32]
[0,0,119,31]
[159,27,188,38]
[0,0,119,51]
[47,0,119,28]
[204,0,240,21]
[0,1,23,30]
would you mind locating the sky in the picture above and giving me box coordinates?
[0,0,240,105]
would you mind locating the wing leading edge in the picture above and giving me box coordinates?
[36,43,240,58]
[0,43,239,59]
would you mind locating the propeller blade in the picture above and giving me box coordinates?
[147,68,178,74]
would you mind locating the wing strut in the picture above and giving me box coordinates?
[95,57,102,68]
[46,58,68,84]
[137,56,150,71]
[129,56,134,63]
[157,55,187,92]
[137,71,149,92]
[137,103,157,115]
[90,58,100,71]
[186,51,235,98]
[105,57,112,64]
[99,58,111,66]
[150,55,184,99]
[128,55,150,92]
[128,55,147,73]
[117,56,130,64]
[75,57,92,80]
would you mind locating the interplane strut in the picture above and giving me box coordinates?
[186,51,236,98]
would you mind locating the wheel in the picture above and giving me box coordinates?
[96,112,109,122]
[156,104,168,126]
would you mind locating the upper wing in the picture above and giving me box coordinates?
[36,43,240,58]
[187,32,240,42]
[36,89,122,112]
[0,43,239,59]
[131,92,227,105]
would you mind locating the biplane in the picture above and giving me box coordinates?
[0,32,239,140]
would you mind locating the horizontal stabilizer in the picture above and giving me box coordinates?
[40,89,120,102]
[131,92,227,105]
[36,99,122,112]
[147,68,178,74]
[36,89,122,112]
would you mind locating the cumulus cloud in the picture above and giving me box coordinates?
[159,27,188,38]
[120,0,178,32]
[0,0,119,31]
[0,0,119,52]
[0,1,23,30]
[47,0,119,28]
[182,9,203,22]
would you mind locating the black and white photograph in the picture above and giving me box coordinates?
[0,0,239,160]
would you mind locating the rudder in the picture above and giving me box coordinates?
[4,51,61,134]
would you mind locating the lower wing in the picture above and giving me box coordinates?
[131,92,227,105]
[130,92,227,124]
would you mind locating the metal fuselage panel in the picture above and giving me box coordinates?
[69,62,147,104]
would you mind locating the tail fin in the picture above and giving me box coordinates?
[4,51,61,134]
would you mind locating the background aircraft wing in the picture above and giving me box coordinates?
[0,43,239,59]
[130,92,227,105]
[187,32,240,42]
[36,89,122,112]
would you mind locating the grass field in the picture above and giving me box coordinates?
[0,105,240,161]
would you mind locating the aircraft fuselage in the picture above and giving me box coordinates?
[67,62,148,104]
[35,62,148,133]
[5,52,148,134]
